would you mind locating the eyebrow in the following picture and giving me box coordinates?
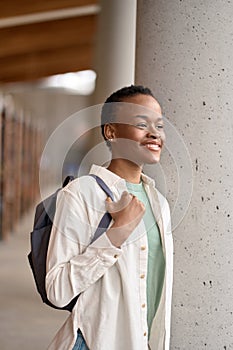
[133,114,163,122]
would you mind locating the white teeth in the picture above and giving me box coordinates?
[145,144,160,150]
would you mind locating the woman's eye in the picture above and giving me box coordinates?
[136,123,147,128]
[157,124,164,129]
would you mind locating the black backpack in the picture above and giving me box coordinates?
[28,174,113,312]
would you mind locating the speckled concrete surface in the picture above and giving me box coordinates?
[136,1,233,349]
[0,209,67,350]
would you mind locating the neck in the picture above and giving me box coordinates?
[107,159,143,184]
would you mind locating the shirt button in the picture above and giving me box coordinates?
[114,254,119,258]
[141,246,146,251]
[144,332,147,337]
[141,303,146,308]
[140,274,145,279]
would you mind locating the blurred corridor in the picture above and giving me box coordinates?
[0,1,137,348]
[0,208,67,350]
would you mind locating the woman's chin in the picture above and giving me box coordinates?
[142,151,161,165]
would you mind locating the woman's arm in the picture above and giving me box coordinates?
[45,187,122,308]
[46,182,145,308]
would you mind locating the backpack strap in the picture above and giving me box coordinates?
[89,174,114,243]
[89,174,114,201]
[62,175,75,187]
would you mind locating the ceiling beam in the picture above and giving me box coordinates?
[0,0,99,19]
[0,15,97,57]
[0,14,97,83]
[0,45,93,83]
[0,5,100,29]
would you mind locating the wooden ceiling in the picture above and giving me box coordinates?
[0,0,99,83]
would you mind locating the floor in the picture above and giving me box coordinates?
[0,208,67,350]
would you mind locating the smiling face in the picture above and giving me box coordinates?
[104,94,165,166]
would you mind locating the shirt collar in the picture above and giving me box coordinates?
[89,164,156,188]
[140,172,156,187]
[89,164,125,188]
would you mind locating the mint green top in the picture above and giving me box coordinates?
[126,181,165,337]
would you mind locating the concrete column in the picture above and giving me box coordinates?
[83,0,137,172]
[136,1,233,349]
[93,0,137,103]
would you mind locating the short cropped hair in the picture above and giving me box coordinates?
[101,85,155,141]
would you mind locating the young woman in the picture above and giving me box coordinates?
[46,85,173,350]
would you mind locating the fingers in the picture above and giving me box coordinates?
[105,191,134,213]
[105,191,132,204]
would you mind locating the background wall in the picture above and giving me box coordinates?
[136,0,233,348]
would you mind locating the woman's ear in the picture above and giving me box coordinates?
[104,123,116,140]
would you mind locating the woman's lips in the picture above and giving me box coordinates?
[142,143,161,151]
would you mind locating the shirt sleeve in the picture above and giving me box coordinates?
[45,185,122,308]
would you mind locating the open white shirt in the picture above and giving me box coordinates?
[46,165,173,350]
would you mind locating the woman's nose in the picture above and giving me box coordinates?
[147,125,161,139]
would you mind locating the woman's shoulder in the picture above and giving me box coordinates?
[142,173,168,201]
[63,174,98,191]
[153,186,168,203]
[142,174,170,212]
[62,174,108,201]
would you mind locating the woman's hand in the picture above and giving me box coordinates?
[105,191,145,247]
